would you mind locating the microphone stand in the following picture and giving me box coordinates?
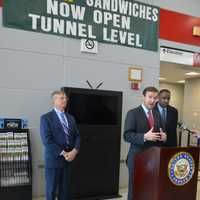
[177,122,194,147]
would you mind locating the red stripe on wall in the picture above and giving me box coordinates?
[0,0,2,7]
[160,9,200,47]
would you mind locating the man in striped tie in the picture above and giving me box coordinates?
[40,90,80,200]
[124,86,167,200]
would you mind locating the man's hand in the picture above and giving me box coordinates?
[63,148,78,162]
[144,127,161,142]
[158,128,167,142]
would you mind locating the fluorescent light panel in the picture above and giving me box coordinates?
[159,77,166,80]
[185,72,200,76]
[177,80,185,83]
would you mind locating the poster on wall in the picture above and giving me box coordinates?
[3,0,159,51]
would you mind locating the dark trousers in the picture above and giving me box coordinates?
[45,165,71,200]
[127,166,133,200]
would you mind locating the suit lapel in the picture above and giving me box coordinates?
[51,109,64,132]
[51,110,73,134]
[154,103,166,131]
[166,106,170,124]
[138,106,150,129]
[153,109,159,130]
[65,113,73,133]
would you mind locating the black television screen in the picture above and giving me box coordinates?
[63,88,122,125]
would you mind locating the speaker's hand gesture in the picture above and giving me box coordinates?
[144,127,161,142]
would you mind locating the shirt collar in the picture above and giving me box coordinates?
[157,103,166,112]
[54,107,64,115]
[141,104,150,115]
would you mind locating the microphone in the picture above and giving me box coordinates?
[178,121,200,146]
[177,121,194,134]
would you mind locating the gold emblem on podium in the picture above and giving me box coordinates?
[168,152,195,186]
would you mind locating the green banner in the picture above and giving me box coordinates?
[3,0,159,51]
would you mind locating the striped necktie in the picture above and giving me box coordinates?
[60,112,69,144]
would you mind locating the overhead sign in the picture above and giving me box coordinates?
[160,47,200,68]
[3,0,159,51]
[193,53,200,67]
[160,47,193,65]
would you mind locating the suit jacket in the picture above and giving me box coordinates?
[40,109,80,168]
[154,103,178,147]
[124,105,165,170]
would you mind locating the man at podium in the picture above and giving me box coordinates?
[124,86,167,200]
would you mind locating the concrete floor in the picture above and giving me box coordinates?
[33,171,200,200]
[34,185,200,200]
[33,188,128,200]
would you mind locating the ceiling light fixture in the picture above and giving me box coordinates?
[159,77,166,80]
[185,72,200,76]
[177,80,185,83]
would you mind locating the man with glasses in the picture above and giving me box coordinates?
[40,90,80,200]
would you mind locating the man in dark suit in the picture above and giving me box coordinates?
[124,86,167,200]
[156,89,178,147]
[40,90,80,200]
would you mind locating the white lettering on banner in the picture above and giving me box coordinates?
[152,8,159,22]
[119,31,127,44]
[146,6,152,21]
[41,16,52,32]
[47,0,58,15]
[136,34,142,47]
[95,0,102,9]
[60,2,70,17]
[87,25,96,38]
[26,0,159,50]
[111,0,118,12]
[28,14,96,39]
[118,0,128,14]
[86,0,159,22]
[139,5,146,19]
[132,3,139,17]
[93,10,102,24]
[78,23,87,37]
[86,0,94,7]
[47,0,86,20]
[53,19,64,34]
[66,21,77,36]
[93,10,130,30]
[103,27,142,47]
[28,14,40,29]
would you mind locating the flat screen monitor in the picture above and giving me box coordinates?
[62,87,122,125]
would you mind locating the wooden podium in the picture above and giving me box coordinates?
[134,147,199,200]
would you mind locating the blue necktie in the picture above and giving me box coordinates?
[162,108,166,123]
[60,112,69,144]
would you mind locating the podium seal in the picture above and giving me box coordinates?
[168,152,195,186]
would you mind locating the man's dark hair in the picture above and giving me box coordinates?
[142,86,158,96]
[159,89,171,95]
